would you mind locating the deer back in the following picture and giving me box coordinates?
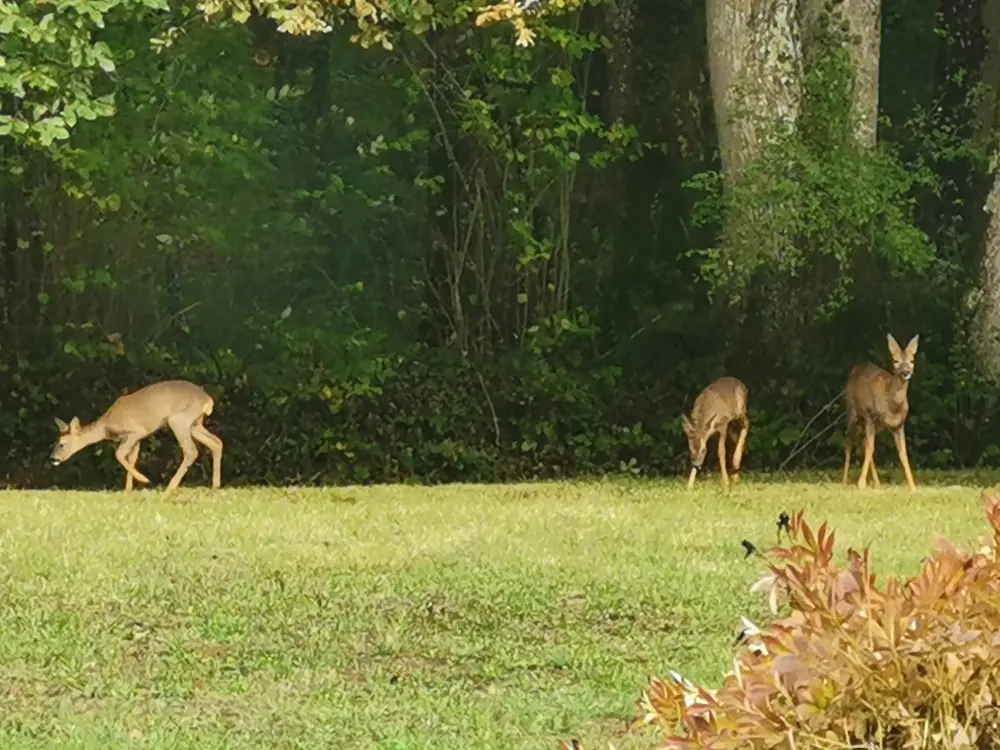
[101,380,213,436]
[691,376,748,434]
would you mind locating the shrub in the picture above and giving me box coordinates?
[567,491,1000,750]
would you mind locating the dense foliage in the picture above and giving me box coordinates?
[1,0,999,487]
[600,492,1000,749]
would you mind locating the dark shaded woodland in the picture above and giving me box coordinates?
[1,0,998,487]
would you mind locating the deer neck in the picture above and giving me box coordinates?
[889,375,910,408]
[692,413,720,437]
[76,420,110,448]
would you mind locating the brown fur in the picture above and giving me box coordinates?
[51,379,223,492]
[682,376,750,489]
[843,334,919,490]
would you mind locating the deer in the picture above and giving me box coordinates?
[842,333,919,491]
[51,379,223,492]
[682,376,750,489]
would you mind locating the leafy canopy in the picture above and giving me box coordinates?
[195,0,587,48]
[0,0,168,149]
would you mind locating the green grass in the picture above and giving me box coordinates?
[0,473,996,749]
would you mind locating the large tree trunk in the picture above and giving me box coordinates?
[706,0,802,299]
[706,0,802,180]
[801,0,882,147]
[843,0,881,146]
[707,0,881,174]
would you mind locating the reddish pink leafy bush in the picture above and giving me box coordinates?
[567,491,1000,750]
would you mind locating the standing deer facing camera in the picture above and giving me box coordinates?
[682,376,750,489]
[51,380,223,492]
[843,334,919,490]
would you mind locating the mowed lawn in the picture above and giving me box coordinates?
[0,474,995,749]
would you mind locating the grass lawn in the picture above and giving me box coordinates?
[0,471,996,749]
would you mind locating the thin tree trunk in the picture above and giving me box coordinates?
[979,174,1000,374]
[603,0,636,325]
[974,0,1000,375]
[606,0,635,126]
[981,0,1000,131]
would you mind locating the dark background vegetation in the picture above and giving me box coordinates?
[1,0,997,488]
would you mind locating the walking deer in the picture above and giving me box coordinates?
[843,333,919,491]
[51,380,223,492]
[682,376,750,489]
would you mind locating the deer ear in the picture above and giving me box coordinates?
[886,333,903,360]
[54,417,69,434]
[906,334,919,356]
[69,417,81,434]
[681,414,694,435]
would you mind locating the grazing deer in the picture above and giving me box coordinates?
[51,380,223,492]
[843,334,919,491]
[682,376,750,489]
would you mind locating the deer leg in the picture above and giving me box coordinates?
[192,423,224,489]
[857,421,876,490]
[869,459,882,489]
[115,439,151,486]
[731,417,749,483]
[842,417,855,486]
[123,443,141,492]
[868,427,882,487]
[717,424,730,488]
[166,419,200,492]
[893,426,917,491]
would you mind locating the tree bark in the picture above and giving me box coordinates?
[602,0,636,325]
[981,0,1000,131]
[605,0,635,126]
[841,0,881,146]
[978,173,1000,374]
[974,0,1000,375]
[801,0,881,147]
[706,0,801,180]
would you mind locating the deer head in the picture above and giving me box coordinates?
[51,417,100,465]
[682,414,708,469]
[887,333,919,382]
